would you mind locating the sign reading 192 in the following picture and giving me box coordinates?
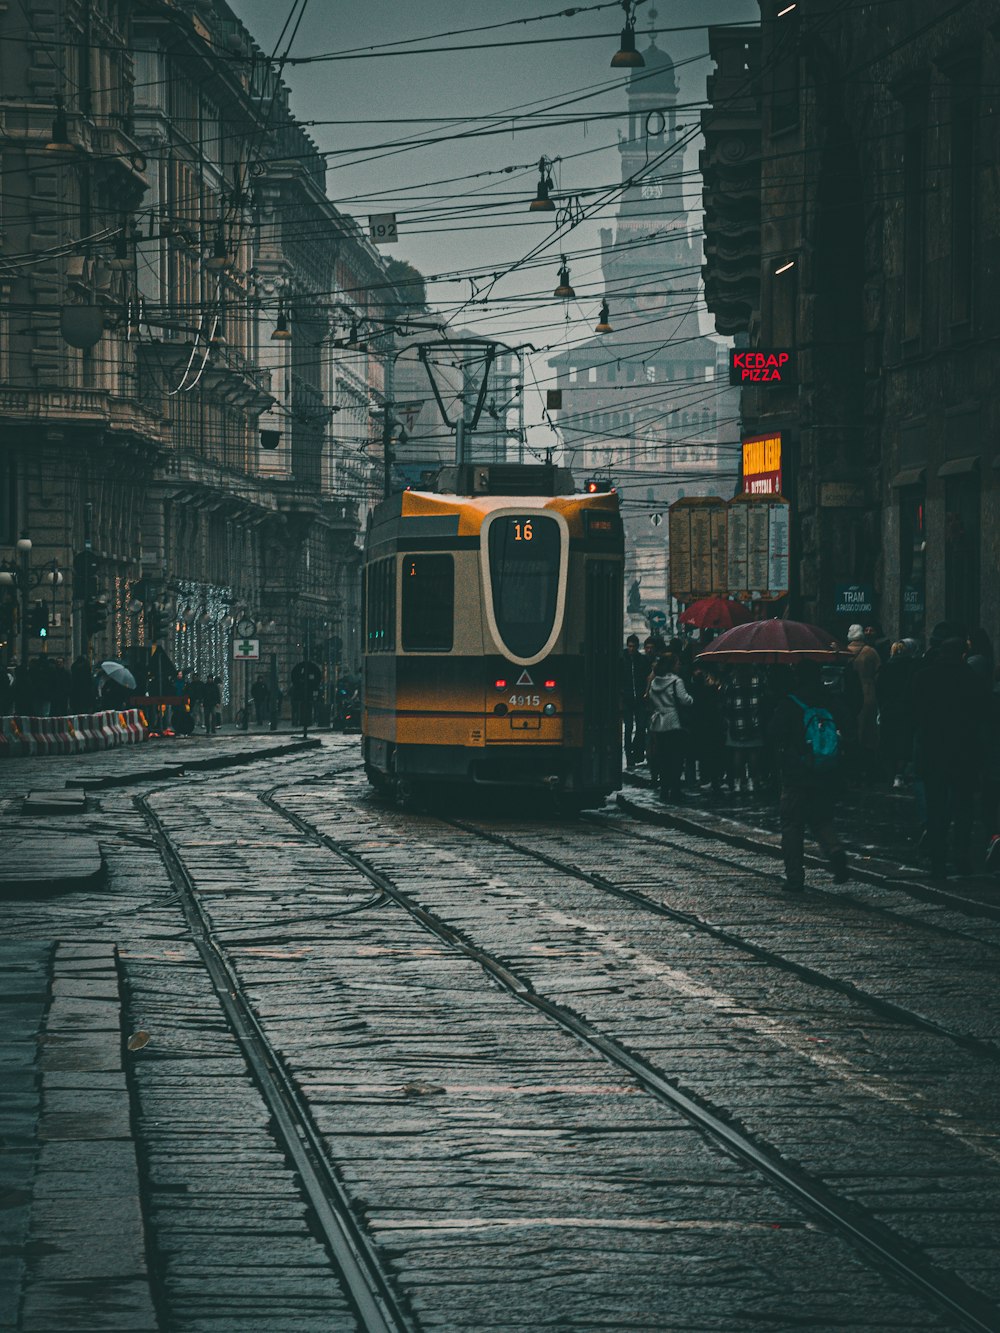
[368,213,398,244]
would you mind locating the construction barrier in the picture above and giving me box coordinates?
[0,709,147,758]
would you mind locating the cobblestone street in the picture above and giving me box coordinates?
[2,735,998,1331]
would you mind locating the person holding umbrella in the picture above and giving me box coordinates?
[99,660,136,709]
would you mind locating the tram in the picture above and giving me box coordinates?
[361,462,624,806]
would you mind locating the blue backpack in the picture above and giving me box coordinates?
[790,695,840,772]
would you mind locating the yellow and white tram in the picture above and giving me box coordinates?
[362,462,624,806]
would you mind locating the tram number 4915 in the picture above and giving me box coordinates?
[509,693,540,707]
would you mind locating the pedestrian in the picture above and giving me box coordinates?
[48,655,71,716]
[721,665,766,794]
[985,666,1000,874]
[70,655,97,713]
[11,664,32,715]
[876,640,917,790]
[645,652,692,802]
[28,656,52,716]
[250,676,270,726]
[967,629,994,682]
[912,637,982,878]
[768,659,850,893]
[846,624,880,780]
[690,665,725,793]
[202,675,222,734]
[0,663,12,716]
[621,634,648,768]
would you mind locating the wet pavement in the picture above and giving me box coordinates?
[1,737,997,1331]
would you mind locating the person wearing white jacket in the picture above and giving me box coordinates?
[645,653,693,801]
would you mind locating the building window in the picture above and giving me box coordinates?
[645,365,656,383]
[898,486,925,638]
[0,463,16,546]
[950,77,977,328]
[769,5,800,135]
[944,474,980,633]
[902,90,927,342]
[401,555,454,652]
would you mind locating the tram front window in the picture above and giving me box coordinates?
[487,514,561,658]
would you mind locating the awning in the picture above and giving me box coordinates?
[890,467,925,488]
[937,456,979,477]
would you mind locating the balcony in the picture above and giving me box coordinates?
[0,387,163,443]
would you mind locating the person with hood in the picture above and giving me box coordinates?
[768,658,850,893]
[70,655,97,713]
[645,652,692,802]
[913,637,982,877]
[847,623,880,778]
[876,640,917,789]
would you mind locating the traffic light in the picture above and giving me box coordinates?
[28,601,49,638]
[84,598,108,635]
[73,550,99,602]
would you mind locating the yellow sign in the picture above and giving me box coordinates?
[741,433,783,496]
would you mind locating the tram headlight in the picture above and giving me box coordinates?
[543,702,557,716]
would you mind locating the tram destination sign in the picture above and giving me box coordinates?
[729,348,796,386]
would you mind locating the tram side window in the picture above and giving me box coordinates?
[365,557,396,652]
[401,554,454,652]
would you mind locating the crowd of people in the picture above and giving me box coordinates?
[623,622,1000,886]
[0,655,133,716]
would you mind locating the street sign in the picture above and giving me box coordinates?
[833,583,874,617]
[727,495,790,601]
[741,433,783,496]
[368,213,398,244]
[233,638,260,660]
[668,497,728,602]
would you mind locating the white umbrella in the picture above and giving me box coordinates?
[101,661,137,690]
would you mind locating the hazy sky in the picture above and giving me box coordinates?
[229,0,758,444]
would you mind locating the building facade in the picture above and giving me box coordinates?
[702,0,1000,646]
[1,0,399,706]
[549,38,739,618]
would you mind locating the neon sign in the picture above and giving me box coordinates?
[729,349,796,385]
[742,434,783,496]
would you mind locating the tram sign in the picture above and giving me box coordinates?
[729,349,796,385]
[668,497,728,602]
[727,495,790,601]
[741,433,783,496]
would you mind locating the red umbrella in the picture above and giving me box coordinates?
[678,597,753,630]
[695,618,844,664]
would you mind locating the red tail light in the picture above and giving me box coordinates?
[494,678,507,689]
[544,679,556,689]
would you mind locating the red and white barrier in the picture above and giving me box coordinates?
[0,708,148,757]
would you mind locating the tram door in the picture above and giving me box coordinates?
[582,559,622,792]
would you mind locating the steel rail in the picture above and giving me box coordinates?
[137,793,415,1333]
[438,813,1000,1064]
[616,785,1000,925]
[263,787,1000,1333]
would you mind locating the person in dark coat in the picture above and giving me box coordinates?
[250,677,270,725]
[767,659,850,893]
[690,665,725,793]
[0,665,12,716]
[876,640,917,790]
[70,656,97,713]
[202,676,222,734]
[11,664,32,715]
[621,634,648,768]
[48,656,71,716]
[912,638,983,878]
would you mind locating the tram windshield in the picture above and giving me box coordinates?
[487,514,561,658]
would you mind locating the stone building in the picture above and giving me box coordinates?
[549,37,739,617]
[0,0,159,667]
[1,0,398,706]
[701,1,1000,646]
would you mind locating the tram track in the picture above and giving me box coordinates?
[430,812,1000,1065]
[137,789,415,1333]
[258,783,1000,1333]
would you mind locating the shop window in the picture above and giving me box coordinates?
[401,555,454,652]
[898,486,926,637]
[944,474,980,633]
